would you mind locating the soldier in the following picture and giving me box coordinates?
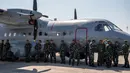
[104,40,113,68]
[89,40,96,67]
[0,40,4,60]
[24,40,32,62]
[84,40,91,65]
[49,40,57,63]
[35,40,42,63]
[69,39,75,65]
[43,40,50,62]
[122,40,129,68]
[3,39,11,60]
[97,40,105,66]
[59,40,67,64]
[72,40,81,66]
[113,41,120,67]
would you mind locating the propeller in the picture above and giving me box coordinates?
[31,0,48,40]
[33,0,38,40]
[74,8,77,19]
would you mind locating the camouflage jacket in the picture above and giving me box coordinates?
[35,43,42,51]
[24,43,32,51]
[122,44,129,53]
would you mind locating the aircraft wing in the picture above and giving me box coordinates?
[17,12,34,16]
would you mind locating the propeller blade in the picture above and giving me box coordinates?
[74,8,77,19]
[33,20,38,40]
[42,15,49,18]
[33,0,37,11]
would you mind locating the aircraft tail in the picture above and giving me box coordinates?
[74,8,77,19]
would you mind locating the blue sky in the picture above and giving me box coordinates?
[0,0,130,32]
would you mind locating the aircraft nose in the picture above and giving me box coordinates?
[120,32,130,44]
[0,9,5,14]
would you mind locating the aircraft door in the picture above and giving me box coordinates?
[75,27,88,59]
[75,27,88,42]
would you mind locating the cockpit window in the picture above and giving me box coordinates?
[95,24,111,31]
[95,24,104,31]
[109,24,122,31]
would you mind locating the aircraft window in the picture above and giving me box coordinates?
[57,33,59,36]
[63,32,66,36]
[95,24,104,31]
[23,33,26,36]
[109,24,122,31]
[4,33,7,37]
[104,24,110,31]
[9,33,11,37]
[39,32,42,36]
[14,33,16,36]
[44,32,48,36]
[28,33,31,35]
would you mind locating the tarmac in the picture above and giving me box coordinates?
[0,53,130,73]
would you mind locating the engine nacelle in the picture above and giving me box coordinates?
[28,19,36,25]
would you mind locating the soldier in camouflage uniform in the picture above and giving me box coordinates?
[72,40,81,66]
[59,40,67,64]
[89,40,96,67]
[97,40,105,66]
[43,40,50,62]
[50,40,57,63]
[104,40,113,68]
[69,39,75,65]
[24,40,32,62]
[3,39,11,60]
[35,40,42,63]
[122,41,129,68]
[113,41,120,67]
[84,40,91,65]
[0,40,4,60]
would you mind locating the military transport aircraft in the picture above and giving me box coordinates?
[0,0,130,58]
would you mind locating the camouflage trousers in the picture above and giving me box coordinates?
[69,52,74,65]
[50,52,56,63]
[72,52,80,66]
[44,51,50,62]
[89,52,94,66]
[25,50,31,62]
[35,50,41,62]
[104,54,112,68]
[97,52,104,66]
[113,53,119,66]
[60,52,65,64]
[85,52,89,65]
[124,53,129,67]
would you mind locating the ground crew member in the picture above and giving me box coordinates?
[113,41,120,67]
[104,40,113,68]
[0,40,4,60]
[43,40,50,62]
[97,40,105,66]
[3,39,11,60]
[35,40,42,63]
[59,40,68,64]
[24,40,32,62]
[50,40,57,63]
[84,40,91,65]
[69,39,75,65]
[89,40,96,67]
[72,40,81,66]
[122,40,130,68]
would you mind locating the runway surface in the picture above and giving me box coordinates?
[0,53,130,73]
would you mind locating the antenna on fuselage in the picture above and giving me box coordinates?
[127,26,128,32]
